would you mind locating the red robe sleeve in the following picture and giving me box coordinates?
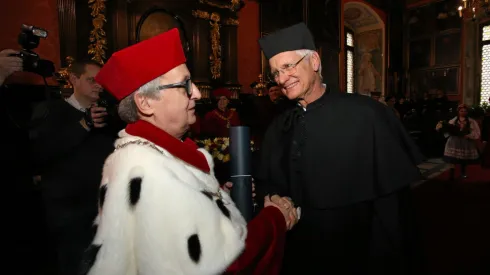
[224,206,287,275]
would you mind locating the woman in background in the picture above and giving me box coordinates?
[437,104,481,179]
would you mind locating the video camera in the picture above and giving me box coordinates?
[10,24,55,78]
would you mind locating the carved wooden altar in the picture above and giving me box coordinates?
[57,0,244,99]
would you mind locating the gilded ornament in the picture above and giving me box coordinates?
[223,18,239,26]
[54,56,75,88]
[192,10,210,20]
[193,10,222,80]
[198,0,242,12]
[88,0,107,64]
[209,13,222,79]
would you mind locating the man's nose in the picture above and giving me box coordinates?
[191,83,202,100]
[277,72,289,85]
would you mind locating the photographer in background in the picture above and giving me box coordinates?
[30,60,122,275]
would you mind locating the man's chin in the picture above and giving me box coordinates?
[188,114,196,125]
[285,90,301,100]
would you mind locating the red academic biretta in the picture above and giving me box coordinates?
[95,28,186,100]
[212,87,233,99]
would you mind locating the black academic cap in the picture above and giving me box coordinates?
[259,22,316,60]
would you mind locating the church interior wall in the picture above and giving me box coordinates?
[405,0,464,103]
[341,0,386,95]
[0,0,261,94]
[0,0,60,85]
[0,0,481,105]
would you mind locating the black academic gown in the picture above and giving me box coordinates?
[255,88,425,275]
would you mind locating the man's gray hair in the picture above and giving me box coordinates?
[295,49,323,79]
[117,76,163,123]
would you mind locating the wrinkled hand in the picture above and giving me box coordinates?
[0,49,22,84]
[270,194,294,210]
[222,180,256,199]
[265,195,299,230]
[90,105,108,128]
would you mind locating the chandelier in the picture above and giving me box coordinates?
[458,0,490,20]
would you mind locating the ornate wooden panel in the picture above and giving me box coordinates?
[57,0,244,98]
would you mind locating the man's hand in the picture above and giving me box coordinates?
[264,195,299,230]
[90,105,108,128]
[0,49,23,85]
[270,194,294,210]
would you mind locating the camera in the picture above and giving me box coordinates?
[10,24,55,77]
[84,91,120,128]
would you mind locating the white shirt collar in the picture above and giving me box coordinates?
[65,94,87,112]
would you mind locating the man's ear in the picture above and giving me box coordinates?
[310,52,321,72]
[134,93,155,117]
[68,73,78,86]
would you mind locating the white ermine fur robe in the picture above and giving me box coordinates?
[83,130,247,275]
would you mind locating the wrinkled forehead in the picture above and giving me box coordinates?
[269,51,300,70]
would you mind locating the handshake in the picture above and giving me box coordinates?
[265,195,300,230]
[223,182,300,230]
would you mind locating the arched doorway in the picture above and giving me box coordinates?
[343,1,385,96]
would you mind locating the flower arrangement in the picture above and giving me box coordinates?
[196,137,256,163]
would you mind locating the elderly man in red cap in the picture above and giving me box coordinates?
[203,87,241,137]
[80,28,299,275]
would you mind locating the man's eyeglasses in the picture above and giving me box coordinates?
[269,54,308,81]
[157,78,193,97]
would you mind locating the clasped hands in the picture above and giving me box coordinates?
[223,181,299,230]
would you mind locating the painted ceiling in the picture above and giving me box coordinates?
[344,4,381,29]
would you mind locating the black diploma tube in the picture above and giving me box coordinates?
[229,126,253,222]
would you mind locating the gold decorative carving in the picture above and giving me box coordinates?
[54,56,75,88]
[209,13,222,79]
[223,17,239,26]
[192,10,210,20]
[88,0,107,64]
[251,74,268,96]
[193,10,222,79]
[198,0,242,12]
